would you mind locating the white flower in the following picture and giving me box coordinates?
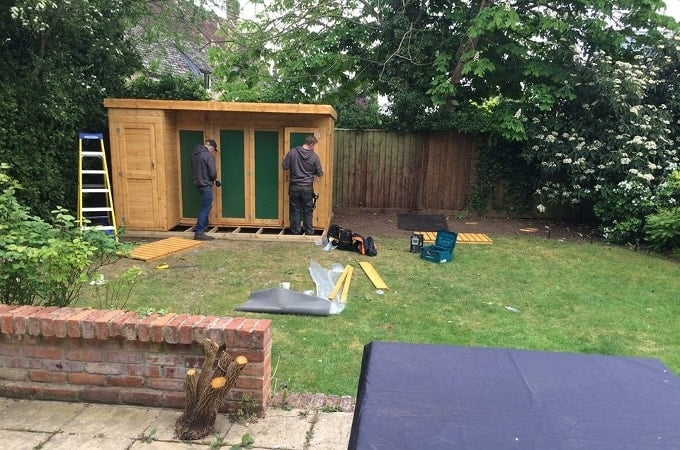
[620,158,631,165]
[536,204,547,213]
[563,158,572,164]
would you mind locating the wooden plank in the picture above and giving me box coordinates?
[328,266,350,300]
[359,261,388,290]
[129,237,203,261]
[457,233,493,244]
[340,265,353,304]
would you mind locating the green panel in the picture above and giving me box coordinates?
[220,130,246,218]
[290,133,309,148]
[180,130,205,218]
[254,131,279,219]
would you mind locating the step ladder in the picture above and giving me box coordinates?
[77,132,117,237]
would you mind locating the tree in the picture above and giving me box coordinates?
[0,0,144,217]
[209,0,676,134]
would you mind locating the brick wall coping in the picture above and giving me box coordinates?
[0,304,271,346]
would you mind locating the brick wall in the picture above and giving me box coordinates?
[0,305,272,415]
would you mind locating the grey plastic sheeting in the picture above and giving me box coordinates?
[235,287,331,316]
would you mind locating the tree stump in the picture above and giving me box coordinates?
[175,339,248,440]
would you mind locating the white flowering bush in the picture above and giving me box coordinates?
[524,31,680,245]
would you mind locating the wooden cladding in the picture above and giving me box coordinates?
[333,130,478,210]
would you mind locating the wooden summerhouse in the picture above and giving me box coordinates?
[103,99,336,235]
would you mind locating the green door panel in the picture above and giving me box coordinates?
[290,133,309,148]
[180,130,204,218]
[220,130,246,218]
[254,131,279,219]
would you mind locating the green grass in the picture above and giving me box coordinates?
[79,235,680,397]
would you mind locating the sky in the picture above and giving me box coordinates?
[665,0,680,20]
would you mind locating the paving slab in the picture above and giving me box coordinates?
[144,407,233,444]
[0,429,53,450]
[223,408,313,449]
[308,411,353,449]
[59,403,158,438]
[0,399,85,431]
[40,433,136,449]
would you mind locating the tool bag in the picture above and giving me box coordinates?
[327,224,377,256]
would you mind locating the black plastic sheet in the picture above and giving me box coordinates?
[349,342,680,449]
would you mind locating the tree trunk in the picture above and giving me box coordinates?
[175,339,248,440]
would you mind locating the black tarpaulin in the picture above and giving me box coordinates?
[349,342,680,450]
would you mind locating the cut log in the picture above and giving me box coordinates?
[175,343,248,440]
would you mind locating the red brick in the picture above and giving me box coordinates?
[24,307,55,336]
[12,306,40,335]
[178,315,204,344]
[45,359,84,373]
[235,376,263,390]
[23,345,62,360]
[136,313,160,342]
[107,375,145,388]
[162,391,186,409]
[51,307,80,338]
[109,311,138,337]
[80,310,108,339]
[81,387,121,403]
[68,372,106,386]
[147,378,184,391]
[120,389,163,406]
[250,319,272,346]
[224,318,245,347]
[66,309,93,338]
[102,350,143,364]
[29,370,68,383]
[64,348,103,362]
[191,316,220,343]
[121,314,141,341]
[0,304,20,315]
[0,305,27,334]
[163,314,190,344]
[40,307,72,337]
[207,317,233,345]
[232,349,265,363]
[238,319,258,345]
[31,384,81,401]
[93,309,125,339]
[150,313,176,343]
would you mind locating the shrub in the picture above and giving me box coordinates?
[0,163,133,306]
[645,207,680,253]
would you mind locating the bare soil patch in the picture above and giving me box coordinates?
[331,209,601,243]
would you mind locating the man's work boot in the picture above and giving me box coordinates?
[194,233,214,241]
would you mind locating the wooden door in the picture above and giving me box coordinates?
[113,121,160,229]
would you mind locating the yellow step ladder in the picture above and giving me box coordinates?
[77,132,117,237]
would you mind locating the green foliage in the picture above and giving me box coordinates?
[89,266,145,310]
[0,163,132,306]
[1,0,144,218]
[122,74,210,100]
[468,138,539,214]
[525,34,680,244]
[645,207,680,252]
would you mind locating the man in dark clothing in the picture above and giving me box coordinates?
[191,140,220,240]
[282,135,323,235]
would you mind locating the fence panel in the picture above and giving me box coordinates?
[333,130,477,210]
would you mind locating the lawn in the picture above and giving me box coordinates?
[79,234,680,397]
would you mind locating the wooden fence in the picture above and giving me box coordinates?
[333,129,479,210]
